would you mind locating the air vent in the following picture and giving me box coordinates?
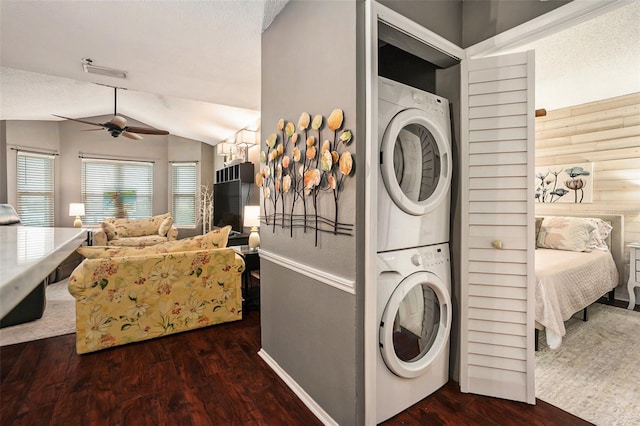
[82,58,127,79]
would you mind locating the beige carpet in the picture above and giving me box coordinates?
[0,279,75,347]
[536,303,640,426]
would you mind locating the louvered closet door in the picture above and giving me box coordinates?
[459,51,536,404]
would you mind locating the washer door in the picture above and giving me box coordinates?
[381,109,452,216]
[379,271,451,378]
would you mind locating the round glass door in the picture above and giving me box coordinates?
[381,109,451,216]
[379,272,451,378]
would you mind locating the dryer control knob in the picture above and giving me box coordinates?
[411,254,422,266]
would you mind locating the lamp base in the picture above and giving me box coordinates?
[74,217,83,228]
[248,227,260,249]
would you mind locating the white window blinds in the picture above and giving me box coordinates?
[17,152,55,226]
[81,158,153,224]
[170,162,197,227]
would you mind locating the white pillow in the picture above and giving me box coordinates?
[583,218,613,251]
[537,217,595,252]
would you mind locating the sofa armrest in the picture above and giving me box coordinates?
[92,229,107,246]
[167,226,179,241]
[234,253,246,273]
[68,260,86,297]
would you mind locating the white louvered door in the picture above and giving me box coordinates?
[459,51,536,404]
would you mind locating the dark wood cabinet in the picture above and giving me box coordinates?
[214,163,255,233]
[215,162,254,184]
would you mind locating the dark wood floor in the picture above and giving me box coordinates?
[1,310,591,426]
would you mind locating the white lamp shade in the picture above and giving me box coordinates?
[243,205,260,228]
[216,142,234,155]
[69,203,85,216]
[238,129,257,145]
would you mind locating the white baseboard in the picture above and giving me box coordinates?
[257,348,338,426]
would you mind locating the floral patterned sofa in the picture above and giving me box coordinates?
[69,226,243,354]
[92,212,179,247]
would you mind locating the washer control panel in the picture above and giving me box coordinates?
[379,76,449,122]
[411,92,444,116]
[415,244,450,268]
[411,91,446,117]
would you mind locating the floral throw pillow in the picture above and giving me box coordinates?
[199,226,232,249]
[77,225,232,259]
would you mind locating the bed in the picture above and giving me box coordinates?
[534,214,623,350]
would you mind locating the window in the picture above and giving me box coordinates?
[17,152,55,226]
[82,158,153,224]
[170,162,197,227]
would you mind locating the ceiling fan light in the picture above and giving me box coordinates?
[82,62,127,79]
[110,116,127,129]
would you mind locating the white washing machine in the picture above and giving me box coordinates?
[378,77,452,252]
[376,243,452,423]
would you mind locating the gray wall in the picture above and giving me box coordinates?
[261,1,360,424]
[379,0,463,46]
[4,118,214,229]
[5,120,62,222]
[261,262,357,424]
[379,0,570,49]
[57,115,169,227]
[261,2,357,276]
[168,134,216,238]
[461,0,570,47]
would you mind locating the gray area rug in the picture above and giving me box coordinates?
[0,279,75,347]
[536,303,640,426]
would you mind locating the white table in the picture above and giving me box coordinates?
[0,226,87,318]
[628,243,640,310]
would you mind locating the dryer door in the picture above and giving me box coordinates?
[379,271,451,378]
[380,109,452,215]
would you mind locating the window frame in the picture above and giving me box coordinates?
[16,151,56,227]
[169,161,199,228]
[81,158,154,224]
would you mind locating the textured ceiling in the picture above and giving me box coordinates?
[0,0,288,145]
[508,1,640,111]
[1,1,637,143]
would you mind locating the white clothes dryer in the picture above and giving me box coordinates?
[378,77,452,252]
[376,243,452,423]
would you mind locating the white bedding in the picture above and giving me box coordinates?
[535,248,618,349]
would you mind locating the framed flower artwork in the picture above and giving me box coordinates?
[535,162,593,203]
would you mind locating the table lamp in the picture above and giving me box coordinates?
[69,203,85,228]
[243,205,260,249]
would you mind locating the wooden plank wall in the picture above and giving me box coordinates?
[535,92,640,292]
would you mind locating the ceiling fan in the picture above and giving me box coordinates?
[54,87,169,140]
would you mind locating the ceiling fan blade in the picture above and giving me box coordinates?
[122,131,143,140]
[110,116,127,129]
[125,126,169,135]
[81,129,104,132]
[53,114,105,128]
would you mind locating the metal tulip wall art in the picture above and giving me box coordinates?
[256,109,354,246]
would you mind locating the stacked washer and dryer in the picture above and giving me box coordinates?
[376,77,453,423]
